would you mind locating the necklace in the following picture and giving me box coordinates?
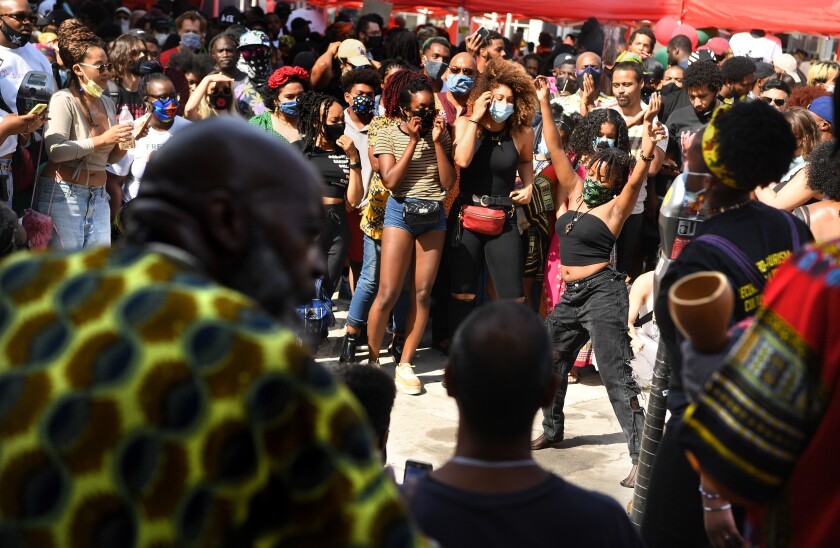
[565,200,591,234]
[707,199,751,217]
[451,456,538,469]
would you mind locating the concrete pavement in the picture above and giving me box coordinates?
[316,300,647,510]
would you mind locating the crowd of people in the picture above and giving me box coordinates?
[0,1,838,546]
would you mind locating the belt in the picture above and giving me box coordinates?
[565,266,617,290]
[468,194,515,207]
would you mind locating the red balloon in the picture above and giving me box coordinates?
[672,24,699,50]
[654,17,678,46]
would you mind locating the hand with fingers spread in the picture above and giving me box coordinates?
[405,116,422,142]
[534,76,551,104]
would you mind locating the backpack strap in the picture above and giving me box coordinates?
[782,210,803,253]
[695,234,766,291]
[792,206,810,226]
[107,80,121,105]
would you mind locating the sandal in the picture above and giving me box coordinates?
[568,368,580,384]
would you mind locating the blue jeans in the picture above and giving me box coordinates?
[37,177,111,250]
[347,234,408,332]
[541,266,644,463]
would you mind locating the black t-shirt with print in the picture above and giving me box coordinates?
[295,141,350,199]
[656,200,813,414]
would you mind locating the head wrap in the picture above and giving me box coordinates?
[701,105,739,189]
[268,66,310,89]
[615,51,644,66]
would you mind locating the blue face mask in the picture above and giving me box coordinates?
[278,99,298,117]
[593,137,615,150]
[448,74,474,96]
[181,31,201,50]
[489,101,514,123]
[150,98,179,122]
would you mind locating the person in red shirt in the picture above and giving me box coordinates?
[159,11,206,68]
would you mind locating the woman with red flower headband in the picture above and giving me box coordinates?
[250,66,310,143]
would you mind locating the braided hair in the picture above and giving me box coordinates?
[586,148,636,192]
[296,91,336,157]
[57,19,105,87]
[381,69,426,118]
[567,109,630,161]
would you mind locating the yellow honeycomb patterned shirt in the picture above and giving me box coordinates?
[0,246,419,546]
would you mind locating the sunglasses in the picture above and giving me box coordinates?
[448,67,475,76]
[760,96,787,107]
[0,12,37,25]
[239,48,268,60]
[79,62,114,74]
[210,86,232,96]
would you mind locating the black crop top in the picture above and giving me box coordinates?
[295,142,350,199]
[556,211,615,266]
[459,130,519,198]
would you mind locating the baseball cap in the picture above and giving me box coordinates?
[703,37,731,58]
[115,7,131,17]
[553,53,575,69]
[238,30,270,49]
[219,6,243,27]
[808,96,834,130]
[755,62,775,80]
[337,39,371,67]
[772,53,802,84]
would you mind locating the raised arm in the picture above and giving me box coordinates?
[184,73,233,121]
[535,76,581,197]
[311,42,341,90]
[452,91,490,168]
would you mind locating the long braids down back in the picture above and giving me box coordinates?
[381,69,427,118]
[296,92,335,157]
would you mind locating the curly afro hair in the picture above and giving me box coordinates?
[806,141,840,200]
[683,60,724,93]
[566,108,630,161]
[710,101,795,190]
[721,56,756,83]
[467,58,537,129]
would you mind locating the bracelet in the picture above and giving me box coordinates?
[348,162,362,170]
[639,153,655,162]
[698,485,721,500]
[469,119,479,125]
[703,503,732,512]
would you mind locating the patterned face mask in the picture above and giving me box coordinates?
[581,176,614,208]
[351,95,375,115]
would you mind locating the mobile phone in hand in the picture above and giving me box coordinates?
[28,103,47,115]
[475,27,489,43]
[403,460,433,483]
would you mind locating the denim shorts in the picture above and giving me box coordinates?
[384,197,446,237]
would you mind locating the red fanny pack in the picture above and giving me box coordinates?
[460,205,509,236]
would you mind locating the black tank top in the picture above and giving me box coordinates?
[459,130,519,198]
[556,211,615,266]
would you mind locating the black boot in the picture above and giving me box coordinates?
[388,332,405,363]
[339,332,358,363]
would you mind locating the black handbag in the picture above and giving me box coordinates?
[402,199,441,227]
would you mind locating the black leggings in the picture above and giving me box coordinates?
[451,219,524,298]
[320,203,350,296]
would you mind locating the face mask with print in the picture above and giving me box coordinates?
[351,95,375,115]
[489,101,514,123]
[424,59,448,81]
[180,32,201,50]
[683,186,707,215]
[150,98,179,123]
[78,67,104,99]
[323,122,346,142]
[208,89,231,110]
[243,50,272,86]
[0,20,29,47]
[278,99,298,117]
[581,176,615,208]
[447,74,474,96]
[592,137,615,150]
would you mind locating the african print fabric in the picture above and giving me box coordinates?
[360,116,396,240]
[0,246,419,546]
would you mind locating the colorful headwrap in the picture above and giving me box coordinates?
[277,35,295,49]
[267,66,310,89]
[701,105,739,189]
[615,51,644,66]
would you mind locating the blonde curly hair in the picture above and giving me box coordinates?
[467,59,537,129]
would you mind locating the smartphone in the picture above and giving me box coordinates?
[474,27,489,43]
[403,460,433,483]
[28,103,47,115]
[135,112,152,134]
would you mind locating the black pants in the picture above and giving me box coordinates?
[320,204,350,296]
[616,212,643,278]
[450,218,523,299]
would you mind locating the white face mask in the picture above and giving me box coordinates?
[155,33,169,46]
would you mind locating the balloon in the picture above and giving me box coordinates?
[654,17,678,46]
[697,30,709,46]
[655,48,669,67]
[672,24,699,50]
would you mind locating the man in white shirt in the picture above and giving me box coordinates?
[609,61,668,278]
[728,30,780,63]
[0,0,52,204]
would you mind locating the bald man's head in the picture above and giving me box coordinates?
[576,52,602,72]
[0,0,35,47]
[449,52,477,71]
[129,118,325,315]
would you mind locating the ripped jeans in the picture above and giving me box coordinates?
[541,266,644,463]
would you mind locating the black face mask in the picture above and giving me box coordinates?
[1,20,29,47]
[554,76,578,95]
[323,122,345,142]
[408,109,435,129]
[576,67,601,94]
[208,91,231,110]
[129,56,150,75]
[366,36,383,51]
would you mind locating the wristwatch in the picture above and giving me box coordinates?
[348,161,362,170]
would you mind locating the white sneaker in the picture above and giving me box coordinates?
[394,363,422,395]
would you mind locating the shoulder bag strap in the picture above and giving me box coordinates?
[695,234,766,291]
[782,210,802,253]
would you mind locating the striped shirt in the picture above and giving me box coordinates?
[374,123,451,201]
